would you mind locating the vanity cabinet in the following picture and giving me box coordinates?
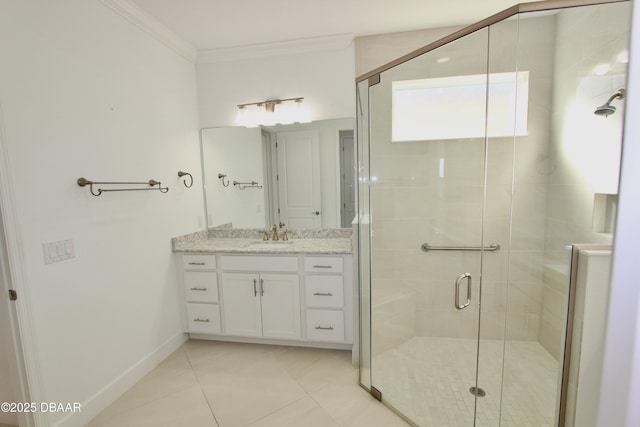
[220,255,300,339]
[303,256,346,342]
[176,252,353,349]
[182,254,221,334]
[221,273,300,339]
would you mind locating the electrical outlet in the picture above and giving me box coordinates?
[43,239,75,264]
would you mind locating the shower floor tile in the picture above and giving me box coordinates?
[372,337,558,426]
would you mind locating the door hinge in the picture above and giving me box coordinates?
[278,208,281,214]
[8,289,17,301]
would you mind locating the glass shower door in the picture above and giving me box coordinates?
[367,27,491,426]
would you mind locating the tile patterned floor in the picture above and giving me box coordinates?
[87,340,410,427]
[372,337,559,427]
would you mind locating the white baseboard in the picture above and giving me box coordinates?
[188,333,353,351]
[52,332,188,427]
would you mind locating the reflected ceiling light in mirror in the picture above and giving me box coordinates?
[236,97,310,127]
[592,63,612,76]
[616,50,629,64]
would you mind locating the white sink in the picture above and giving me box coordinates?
[247,242,293,250]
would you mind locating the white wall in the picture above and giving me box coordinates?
[201,127,266,228]
[196,46,356,128]
[0,1,202,425]
[599,1,640,425]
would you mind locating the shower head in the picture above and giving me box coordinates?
[594,104,617,117]
[594,89,625,117]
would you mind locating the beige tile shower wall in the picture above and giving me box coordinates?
[541,2,630,359]
[367,15,556,356]
[366,25,491,352]
[486,15,556,344]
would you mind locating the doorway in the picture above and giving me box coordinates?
[0,202,31,427]
[339,130,355,228]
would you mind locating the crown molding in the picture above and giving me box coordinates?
[197,33,355,64]
[99,0,197,63]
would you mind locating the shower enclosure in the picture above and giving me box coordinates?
[356,0,630,425]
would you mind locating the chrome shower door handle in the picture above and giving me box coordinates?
[455,273,472,310]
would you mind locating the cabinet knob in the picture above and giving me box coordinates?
[312,211,320,215]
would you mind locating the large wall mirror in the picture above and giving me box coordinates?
[201,118,355,229]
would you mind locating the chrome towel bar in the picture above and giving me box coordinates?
[77,177,169,196]
[233,180,263,189]
[421,243,501,252]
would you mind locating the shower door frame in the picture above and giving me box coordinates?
[356,0,629,425]
[360,67,492,425]
[356,0,626,86]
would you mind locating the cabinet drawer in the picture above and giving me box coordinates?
[304,257,343,273]
[306,309,345,342]
[186,303,221,334]
[184,271,219,303]
[305,276,344,308]
[183,254,216,270]
[221,255,298,272]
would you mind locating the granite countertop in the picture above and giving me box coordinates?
[172,227,352,255]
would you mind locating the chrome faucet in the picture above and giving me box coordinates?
[270,224,279,241]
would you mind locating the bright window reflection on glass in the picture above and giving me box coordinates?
[392,71,529,142]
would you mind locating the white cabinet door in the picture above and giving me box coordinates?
[260,274,301,340]
[221,273,262,337]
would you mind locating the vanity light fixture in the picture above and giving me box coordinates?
[236,97,310,127]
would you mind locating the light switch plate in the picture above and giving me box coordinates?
[43,239,75,264]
